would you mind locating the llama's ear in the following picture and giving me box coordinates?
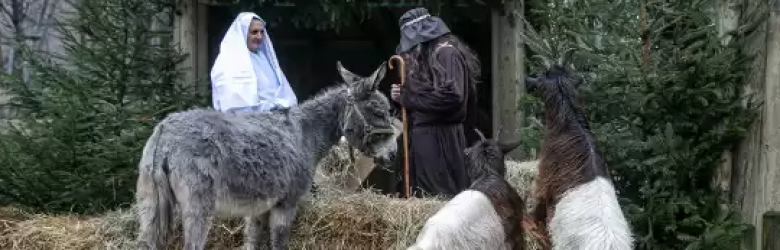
[525,76,540,93]
[368,61,388,90]
[337,61,360,85]
[498,140,521,155]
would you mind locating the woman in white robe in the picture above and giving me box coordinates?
[210,12,298,112]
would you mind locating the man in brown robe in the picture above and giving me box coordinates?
[391,7,482,198]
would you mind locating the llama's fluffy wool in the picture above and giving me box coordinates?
[407,190,510,250]
[549,177,633,250]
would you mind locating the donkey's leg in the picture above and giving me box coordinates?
[174,169,217,250]
[268,203,299,250]
[244,213,271,250]
[179,193,216,250]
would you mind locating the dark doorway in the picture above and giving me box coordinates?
[207,5,493,194]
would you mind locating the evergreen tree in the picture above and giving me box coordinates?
[0,0,202,214]
[519,0,757,249]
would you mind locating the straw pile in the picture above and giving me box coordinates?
[0,143,540,250]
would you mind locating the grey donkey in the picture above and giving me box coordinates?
[134,61,398,250]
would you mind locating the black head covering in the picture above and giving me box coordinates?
[396,7,451,53]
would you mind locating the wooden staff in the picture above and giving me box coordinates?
[388,55,410,199]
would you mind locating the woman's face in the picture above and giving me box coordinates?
[246,20,264,52]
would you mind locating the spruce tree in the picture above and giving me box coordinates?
[519,0,756,248]
[0,0,202,214]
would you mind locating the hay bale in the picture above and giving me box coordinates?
[0,147,541,250]
[506,159,540,211]
[313,138,361,191]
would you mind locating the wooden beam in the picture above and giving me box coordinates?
[491,0,525,160]
[174,0,198,95]
[491,10,500,141]
[759,2,780,248]
[196,3,209,97]
[734,0,780,249]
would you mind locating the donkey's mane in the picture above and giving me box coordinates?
[537,65,607,198]
[292,82,350,112]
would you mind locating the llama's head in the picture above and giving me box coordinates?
[336,61,399,160]
[524,49,586,115]
[464,129,521,180]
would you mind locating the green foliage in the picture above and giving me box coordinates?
[518,0,758,249]
[0,0,202,214]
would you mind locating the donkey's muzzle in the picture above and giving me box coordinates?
[373,155,395,170]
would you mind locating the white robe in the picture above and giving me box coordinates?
[210,12,298,112]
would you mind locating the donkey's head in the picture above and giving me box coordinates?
[524,49,586,118]
[464,129,521,180]
[336,61,399,160]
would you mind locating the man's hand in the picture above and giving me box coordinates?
[391,84,402,103]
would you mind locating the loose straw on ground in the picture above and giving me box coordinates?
[0,145,541,250]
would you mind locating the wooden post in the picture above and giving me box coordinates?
[733,0,780,249]
[712,0,740,221]
[491,10,500,143]
[758,4,780,249]
[491,0,525,160]
[762,211,780,250]
[196,4,210,97]
[174,0,198,95]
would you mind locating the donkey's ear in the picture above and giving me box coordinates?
[367,61,388,90]
[498,140,521,155]
[337,61,361,85]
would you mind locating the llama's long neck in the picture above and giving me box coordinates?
[540,98,607,195]
[292,85,350,166]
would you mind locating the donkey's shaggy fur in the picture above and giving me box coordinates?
[525,50,632,250]
[407,130,525,250]
[134,62,398,250]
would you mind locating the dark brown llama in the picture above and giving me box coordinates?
[525,50,633,250]
[407,129,525,250]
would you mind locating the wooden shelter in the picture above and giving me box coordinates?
[174,0,527,155]
[172,0,527,194]
[158,0,780,248]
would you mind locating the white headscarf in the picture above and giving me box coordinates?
[210,12,298,112]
